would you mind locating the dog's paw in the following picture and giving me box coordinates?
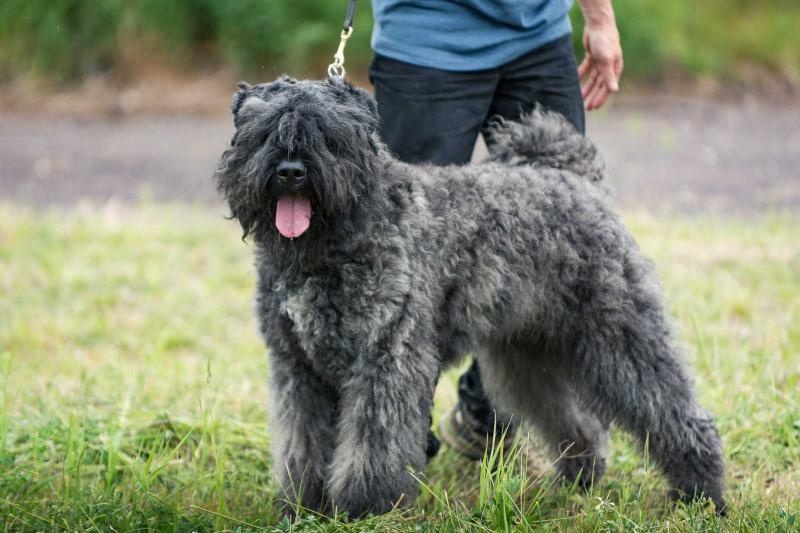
[331,487,388,519]
[557,453,606,490]
[274,486,329,519]
[275,496,298,521]
[668,487,728,517]
[331,477,415,519]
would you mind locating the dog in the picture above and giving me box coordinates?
[214,76,725,518]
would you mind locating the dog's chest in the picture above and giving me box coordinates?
[277,269,411,377]
[280,281,356,377]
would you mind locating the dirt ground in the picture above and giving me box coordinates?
[1,92,798,214]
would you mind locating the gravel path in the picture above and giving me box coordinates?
[2,94,798,213]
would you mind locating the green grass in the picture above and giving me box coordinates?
[0,203,798,531]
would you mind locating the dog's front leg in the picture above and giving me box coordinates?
[269,347,338,514]
[328,335,438,518]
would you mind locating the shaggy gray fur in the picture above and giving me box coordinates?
[214,76,725,518]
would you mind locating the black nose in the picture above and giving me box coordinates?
[276,160,306,182]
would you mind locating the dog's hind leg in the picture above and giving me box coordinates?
[327,327,439,518]
[268,346,338,515]
[570,307,726,512]
[476,341,609,488]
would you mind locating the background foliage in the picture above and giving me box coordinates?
[0,0,798,84]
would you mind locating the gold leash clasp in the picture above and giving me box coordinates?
[328,27,353,79]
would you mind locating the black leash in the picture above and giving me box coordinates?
[343,0,357,32]
[328,0,357,79]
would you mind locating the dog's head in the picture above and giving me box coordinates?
[215,76,381,242]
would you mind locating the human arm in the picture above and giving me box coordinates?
[576,0,623,110]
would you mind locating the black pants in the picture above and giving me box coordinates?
[369,34,585,434]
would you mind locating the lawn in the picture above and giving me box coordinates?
[0,203,798,532]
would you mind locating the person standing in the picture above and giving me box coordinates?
[368,0,623,459]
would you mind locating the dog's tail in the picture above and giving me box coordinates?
[484,106,606,182]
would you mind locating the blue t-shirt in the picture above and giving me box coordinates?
[371,0,573,71]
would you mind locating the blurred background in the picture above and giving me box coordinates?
[0,0,798,211]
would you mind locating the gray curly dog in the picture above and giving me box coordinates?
[214,76,725,518]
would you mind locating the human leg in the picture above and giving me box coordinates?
[488,34,585,133]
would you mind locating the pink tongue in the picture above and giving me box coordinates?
[275,194,311,238]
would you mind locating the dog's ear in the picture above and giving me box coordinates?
[234,77,297,118]
[327,77,379,120]
[231,81,252,115]
[344,80,379,119]
[276,75,298,85]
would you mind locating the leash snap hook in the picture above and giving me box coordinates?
[328,27,353,79]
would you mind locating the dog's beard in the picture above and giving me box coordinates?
[275,193,311,238]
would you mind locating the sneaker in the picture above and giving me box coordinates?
[438,401,517,460]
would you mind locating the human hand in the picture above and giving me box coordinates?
[578,22,623,111]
